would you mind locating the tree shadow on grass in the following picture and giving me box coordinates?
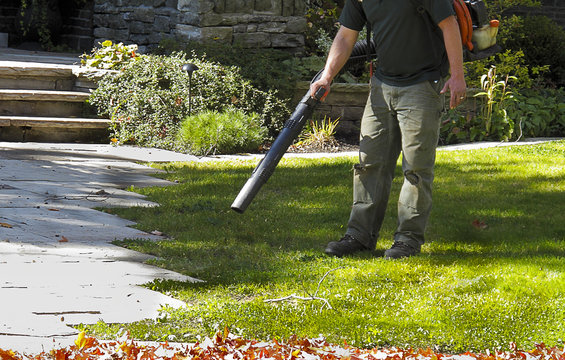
[117,147,564,288]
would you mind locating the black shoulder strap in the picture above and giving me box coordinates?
[409,0,447,72]
[365,22,371,65]
[409,0,436,29]
[410,0,427,15]
[348,0,373,66]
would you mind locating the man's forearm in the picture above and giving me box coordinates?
[438,15,467,108]
[311,25,359,99]
[320,27,359,83]
[439,16,465,81]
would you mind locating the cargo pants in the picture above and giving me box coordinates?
[345,76,446,251]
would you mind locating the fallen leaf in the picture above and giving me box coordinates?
[0,348,17,360]
[472,219,488,230]
[4,328,565,360]
[48,208,60,211]
[75,331,94,349]
[58,236,69,243]
[0,222,13,228]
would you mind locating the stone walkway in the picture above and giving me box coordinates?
[0,142,203,354]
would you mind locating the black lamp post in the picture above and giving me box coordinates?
[182,63,199,115]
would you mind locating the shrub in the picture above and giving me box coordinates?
[464,49,548,90]
[508,88,565,139]
[304,1,342,56]
[177,110,267,156]
[440,87,565,144]
[499,15,565,88]
[80,40,140,70]
[487,0,541,19]
[440,109,484,145]
[88,52,290,150]
[155,40,299,100]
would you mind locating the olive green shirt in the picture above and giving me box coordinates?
[339,0,454,86]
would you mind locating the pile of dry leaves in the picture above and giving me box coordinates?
[1,329,564,360]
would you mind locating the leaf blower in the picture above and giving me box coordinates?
[231,39,376,214]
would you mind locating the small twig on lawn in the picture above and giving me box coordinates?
[314,267,344,297]
[264,267,345,310]
[264,294,333,309]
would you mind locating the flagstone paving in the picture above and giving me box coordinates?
[0,143,202,354]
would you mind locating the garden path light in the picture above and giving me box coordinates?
[182,63,199,115]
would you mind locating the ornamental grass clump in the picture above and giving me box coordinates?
[178,110,267,156]
[295,116,340,151]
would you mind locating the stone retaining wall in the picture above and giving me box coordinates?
[0,0,20,35]
[1,0,306,52]
[2,0,564,52]
[60,0,95,51]
[93,0,306,52]
[293,82,369,138]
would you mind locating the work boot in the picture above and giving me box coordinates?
[325,234,368,257]
[384,241,420,259]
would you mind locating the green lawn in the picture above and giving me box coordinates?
[84,140,565,353]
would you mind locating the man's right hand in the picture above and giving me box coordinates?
[310,78,331,101]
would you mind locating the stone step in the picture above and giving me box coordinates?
[0,89,93,117]
[0,115,110,142]
[0,89,90,102]
[0,61,104,91]
[0,51,115,142]
[0,64,76,91]
[0,115,109,128]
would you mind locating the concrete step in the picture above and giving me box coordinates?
[0,89,93,117]
[0,115,110,142]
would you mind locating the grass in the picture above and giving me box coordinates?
[82,140,565,353]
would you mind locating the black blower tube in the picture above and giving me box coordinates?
[231,40,376,214]
[231,76,325,213]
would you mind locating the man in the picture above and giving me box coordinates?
[311,0,467,259]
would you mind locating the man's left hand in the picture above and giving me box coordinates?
[441,75,467,109]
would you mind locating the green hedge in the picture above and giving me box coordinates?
[499,15,565,88]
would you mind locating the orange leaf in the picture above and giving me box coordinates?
[472,219,488,230]
[0,348,18,360]
[0,222,13,228]
[50,349,68,360]
[58,236,69,243]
